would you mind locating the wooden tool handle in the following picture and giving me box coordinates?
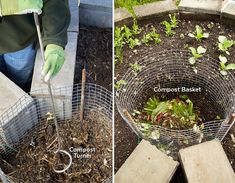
[80,69,86,121]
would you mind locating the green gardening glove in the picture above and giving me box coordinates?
[0,0,43,16]
[42,44,65,82]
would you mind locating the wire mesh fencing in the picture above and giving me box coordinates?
[0,83,112,182]
[116,49,235,152]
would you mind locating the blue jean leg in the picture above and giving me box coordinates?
[4,44,36,86]
[0,54,7,75]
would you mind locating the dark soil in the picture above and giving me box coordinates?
[75,25,112,91]
[115,14,235,176]
[114,108,138,173]
[0,113,112,183]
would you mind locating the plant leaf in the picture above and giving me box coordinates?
[220,70,228,76]
[197,46,206,54]
[219,55,227,63]
[189,57,196,65]
[196,25,202,35]
[203,33,209,38]
[189,47,196,55]
[188,33,195,38]
[151,102,168,121]
[218,36,227,43]
[218,43,225,51]
[225,64,235,70]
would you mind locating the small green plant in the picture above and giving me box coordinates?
[175,0,181,7]
[130,62,142,73]
[219,55,235,76]
[169,14,178,28]
[114,79,127,90]
[218,36,234,55]
[123,25,133,42]
[188,46,206,65]
[141,28,161,45]
[132,21,142,35]
[161,21,176,37]
[207,22,214,29]
[128,38,141,49]
[114,27,125,63]
[188,25,209,41]
[161,14,178,37]
[114,22,142,63]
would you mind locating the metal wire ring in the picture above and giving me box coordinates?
[53,150,73,174]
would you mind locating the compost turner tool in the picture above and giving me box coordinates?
[33,13,72,173]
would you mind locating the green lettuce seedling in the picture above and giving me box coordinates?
[219,55,235,76]
[188,25,209,41]
[188,46,206,65]
[130,62,142,73]
[114,79,127,90]
[142,28,161,45]
[218,36,234,55]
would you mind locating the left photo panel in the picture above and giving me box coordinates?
[0,0,113,183]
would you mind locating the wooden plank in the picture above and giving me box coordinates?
[115,140,179,183]
[179,139,235,183]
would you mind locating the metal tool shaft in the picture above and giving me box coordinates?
[33,13,61,151]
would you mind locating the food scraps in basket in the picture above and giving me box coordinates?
[132,95,203,130]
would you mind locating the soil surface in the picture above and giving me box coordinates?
[0,113,112,183]
[115,14,235,176]
[75,25,112,91]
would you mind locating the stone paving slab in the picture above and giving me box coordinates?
[221,0,235,19]
[0,73,38,145]
[68,0,79,32]
[115,140,179,183]
[179,139,235,183]
[179,0,222,15]
[115,8,132,23]
[80,0,112,28]
[133,1,177,20]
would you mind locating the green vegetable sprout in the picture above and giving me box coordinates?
[219,55,235,76]
[142,28,161,45]
[188,46,207,65]
[218,36,234,55]
[114,26,125,63]
[161,14,178,37]
[188,25,209,41]
[130,62,142,73]
[161,21,176,37]
[169,14,178,28]
[114,79,127,90]
[128,38,141,49]
[132,21,142,35]
[114,22,143,63]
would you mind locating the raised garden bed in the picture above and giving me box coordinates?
[115,12,235,174]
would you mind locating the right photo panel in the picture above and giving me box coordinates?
[114,0,235,183]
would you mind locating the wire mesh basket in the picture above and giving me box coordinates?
[0,83,112,182]
[116,49,235,152]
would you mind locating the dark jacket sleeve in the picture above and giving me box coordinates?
[41,0,71,48]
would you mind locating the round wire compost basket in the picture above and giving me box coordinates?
[0,83,112,183]
[116,49,235,153]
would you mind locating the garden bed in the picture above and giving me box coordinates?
[115,13,235,173]
[75,25,112,91]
